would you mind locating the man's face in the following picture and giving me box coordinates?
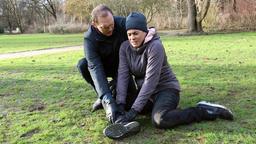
[93,11,114,36]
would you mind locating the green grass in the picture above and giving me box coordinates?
[0,32,256,143]
[0,33,83,54]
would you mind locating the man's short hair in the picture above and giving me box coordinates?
[91,4,113,23]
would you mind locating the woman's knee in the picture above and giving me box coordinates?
[152,111,167,129]
[151,111,176,129]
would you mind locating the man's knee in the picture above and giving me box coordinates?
[77,58,88,71]
[77,58,92,84]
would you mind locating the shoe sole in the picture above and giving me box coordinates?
[103,121,140,139]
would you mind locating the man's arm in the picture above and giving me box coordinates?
[84,38,111,98]
[84,34,117,123]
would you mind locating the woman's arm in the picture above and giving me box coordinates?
[132,42,165,112]
[116,42,131,105]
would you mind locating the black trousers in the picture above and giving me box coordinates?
[150,89,215,129]
[77,58,137,98]
[77,58,95,89]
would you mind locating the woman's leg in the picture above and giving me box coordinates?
[125,90,153,114]
[151,89,214,129]
[124,77,153,114]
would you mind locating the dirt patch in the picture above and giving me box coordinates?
[20,128,40,138]
[0,105,7,119]
[28,102,45,112]
[0,93,13,97]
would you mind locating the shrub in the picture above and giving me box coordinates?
[48,23,88,34]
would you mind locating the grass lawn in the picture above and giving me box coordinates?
[0,33,83,54]
[0,32,256,143]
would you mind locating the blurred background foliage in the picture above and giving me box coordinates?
[0,0,255,34]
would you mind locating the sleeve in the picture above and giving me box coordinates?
[116,43,130,104]
[131,42,165,112]
[84,38,111,98]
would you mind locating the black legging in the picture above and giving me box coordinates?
[151,89,216,129]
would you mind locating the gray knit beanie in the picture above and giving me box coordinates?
[126,12,148,33]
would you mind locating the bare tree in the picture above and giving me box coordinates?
[98,0,167,23]
[139,0,168,23]
[196,0,210,32]
[31,0,59,21]
[28,0,50,32]
[217,0,236,13]
[9,0,25,33]
[187,0,210,33]
[64,0,94,23]
[1,0,27,33]
[174,0,187,29]
[187,0,197,32]
[42,0,57,20]
[1,0,14,33]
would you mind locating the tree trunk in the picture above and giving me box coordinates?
[42,0,58,21]
[196,0,210,32]
[10,0,24,33]
[232,0,237,13]
[187,0,197,32]
[187,0,210,33]
[175,0,184,29]
[7,20,13,34]
[197,20,203,32]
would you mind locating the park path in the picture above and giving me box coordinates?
[0,30,188,61]
[0,45,82,60]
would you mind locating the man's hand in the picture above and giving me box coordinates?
[105,105,116,123]
[102,93,118,123]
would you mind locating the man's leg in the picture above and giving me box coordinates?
[77,58,102,111]
[77,58,95,88]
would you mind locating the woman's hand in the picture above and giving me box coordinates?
[115,108,138,124]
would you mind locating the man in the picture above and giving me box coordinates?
[77,4,134,123]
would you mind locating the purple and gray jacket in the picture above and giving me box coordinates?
[116,28,181,112]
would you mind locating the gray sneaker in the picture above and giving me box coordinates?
[103,121,140,139]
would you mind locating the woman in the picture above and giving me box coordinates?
[103,12,233,139]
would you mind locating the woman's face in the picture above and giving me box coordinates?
[127,29,147,48]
